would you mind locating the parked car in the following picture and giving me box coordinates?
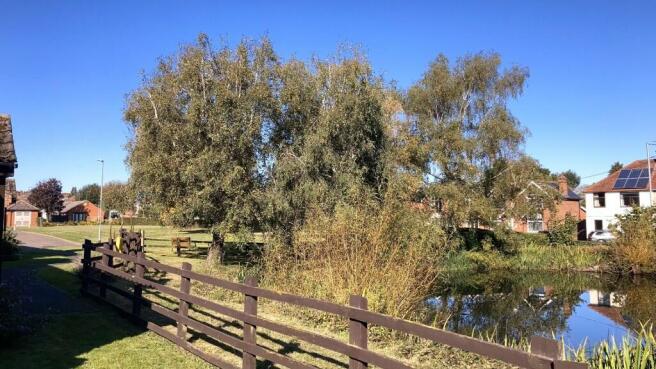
[588,230,615,243]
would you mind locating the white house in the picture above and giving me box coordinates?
[583,159,655,234]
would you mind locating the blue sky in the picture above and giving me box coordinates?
[1,1,655,191]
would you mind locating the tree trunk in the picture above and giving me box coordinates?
[207,230,224,267]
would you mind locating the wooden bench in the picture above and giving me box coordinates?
[171,237,192,256]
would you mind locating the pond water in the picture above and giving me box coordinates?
[426,270,656,350]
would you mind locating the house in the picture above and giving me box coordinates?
[59,200,105,222]
[583,159,656,233]
[0,114,18,235]
[6,201,40,228]
[512,175,586,233]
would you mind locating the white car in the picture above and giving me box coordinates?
[588,230,615,243]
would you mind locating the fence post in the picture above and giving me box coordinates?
[177,262,191,341]
[242,276,258,369]
[349,295,368,369]
[81,239,92,295]
[132,250,145,318]
[554,361,589,369]
[530,336,561,361]
[99,242,110,298]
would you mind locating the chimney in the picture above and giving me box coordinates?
[558,175,568,196]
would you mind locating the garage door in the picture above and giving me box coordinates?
[15,211,31,227]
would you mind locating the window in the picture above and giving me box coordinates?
[621,192,640,207]
[593,193,606,208]
[527,214,544,233]
[594,220,603,231]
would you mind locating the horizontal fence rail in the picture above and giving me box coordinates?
[80,239,588,369]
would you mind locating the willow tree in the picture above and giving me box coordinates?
[403,52,554,232]
[262,50,389,245]
[124,35,279,264]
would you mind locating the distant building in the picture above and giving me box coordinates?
[512,175,586,235]
[58,200,105,222]
[6,201,40,228]
[583,159,656,233]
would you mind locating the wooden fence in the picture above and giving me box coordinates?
[81,239,588,369]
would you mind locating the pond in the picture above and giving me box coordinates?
[426,270,656,350]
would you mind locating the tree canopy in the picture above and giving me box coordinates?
[77,183,101,205]
[609,161,623,175]
[28,178,63,219]
[124,35,557,260]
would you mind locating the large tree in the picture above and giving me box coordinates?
[28,178,63,220]
[263,51,389,244]
[402,52,554,232]
[125,35,278,264]
[77,183,101,204]
[102,181,135,214]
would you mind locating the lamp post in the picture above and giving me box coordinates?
[97,159,104,241]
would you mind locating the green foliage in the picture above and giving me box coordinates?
[0,230,20,258]
[609,161,624,175]
[102,181,135,213]
[612,206,656,274]
[547,214,579,246]
[262,194,451,320]
[77,183,101,204]
[559,169,581,188]
[401,52,557,233]
[27,178,63,217]
[125,34,280,263]
[566,324,655,369]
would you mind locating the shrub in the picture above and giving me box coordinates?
[612,206,656,274]
[0,230,20,259]
[261,197,451,321]
[547,214,578,246]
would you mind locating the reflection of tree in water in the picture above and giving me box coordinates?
[427,271,597,342]
[612,275,656,333]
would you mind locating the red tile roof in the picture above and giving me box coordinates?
[583,159,656,193]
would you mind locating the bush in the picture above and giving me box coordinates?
[261,197,451,321]
[547,214,578,246]
[0,230,20,259]
[612,206,656,274]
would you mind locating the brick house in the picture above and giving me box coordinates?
[512,175,586,234]
[59,200,105,222]
[6,201,40,228]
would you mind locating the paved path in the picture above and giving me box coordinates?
[16,230,80,249]
[2,231,98,315]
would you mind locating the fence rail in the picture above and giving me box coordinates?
[80,239,587,369]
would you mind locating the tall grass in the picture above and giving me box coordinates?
[261,200,451,321]
[566,324,656,369]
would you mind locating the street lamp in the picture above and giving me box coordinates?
[97,159,104,241]
[648,142,656,207]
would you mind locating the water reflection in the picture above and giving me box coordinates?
[427,271,656,349]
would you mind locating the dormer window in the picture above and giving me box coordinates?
[593,192,606,208]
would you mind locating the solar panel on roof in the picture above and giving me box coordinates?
[629,169,641,178]
[625,178,639,188]
[613,179,627,189]
[612,167,651,189]
[636,178,649,188]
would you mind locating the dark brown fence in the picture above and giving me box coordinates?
[81,240,588,369]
